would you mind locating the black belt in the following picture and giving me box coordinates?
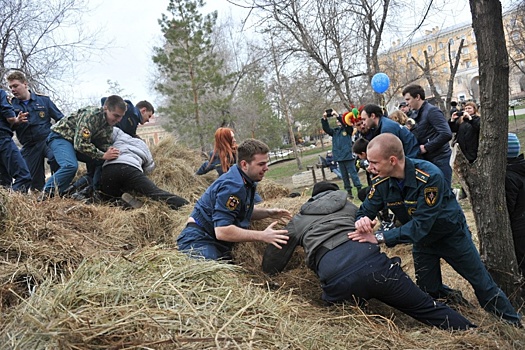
[186,222,201,229]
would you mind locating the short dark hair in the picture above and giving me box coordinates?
[352,137,369,154]
[104,95,127,112]
[237,139,270,164]
[363,104,384,118]
[402,84,425,100]
[136,100,154,114]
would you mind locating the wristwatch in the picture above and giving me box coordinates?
[375,232,385,244]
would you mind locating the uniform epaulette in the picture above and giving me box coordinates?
[415,168,430,183]
[371,175,389,186]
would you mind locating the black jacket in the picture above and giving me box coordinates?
[506,154,525,223]
[449,115,481,163]
[412,101,452,161]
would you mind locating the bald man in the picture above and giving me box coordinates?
[348,133,521,327]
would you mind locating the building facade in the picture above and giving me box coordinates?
[380,8,525,106]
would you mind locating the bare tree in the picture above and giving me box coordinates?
[0,0,101,105]
[464,0,523,302]
[247,0,393,109]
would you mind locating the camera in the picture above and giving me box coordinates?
[325,109,333,117]
[457,111,464,117]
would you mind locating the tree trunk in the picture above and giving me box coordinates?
[468,0,523,303]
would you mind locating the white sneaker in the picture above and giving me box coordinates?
[121,192,143,209]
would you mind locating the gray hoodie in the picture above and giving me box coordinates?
[103,127,155,174]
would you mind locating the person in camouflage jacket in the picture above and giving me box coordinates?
[42,95,127,197]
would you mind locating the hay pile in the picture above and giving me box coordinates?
[0,136,524,349]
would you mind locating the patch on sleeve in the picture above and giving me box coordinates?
[226,195,240,211]
[368,186,376,199]
[424,187,438,206]
[81,128,91,139]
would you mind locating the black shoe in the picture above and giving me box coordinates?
[62,184,77,197]
[71,187,93,201]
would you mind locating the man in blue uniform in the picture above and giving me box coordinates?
[263,181,474,330]
[360,103,419,158]
[0,89,31,192]
[321,109,362,198]
[348,133,522,326]
[6,71,64,190]
[100,97,154,138]
[402,84,453,187]
[177,139,291,260]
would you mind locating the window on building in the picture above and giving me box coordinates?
[431,57,435,64]
[465,61,472,68]
[417,49,422,55]
[419,60,424,66]
[457,77,463,84]
[473,45,477,51]
[398,55,403,62]
[512,32,520,42]
[439,42,444,49]
[407,52,412,59]
[462,47,469,54]
[443,67,449,73]
[441,54,446,62]
[427,45,433,52]
[449,38,454,45]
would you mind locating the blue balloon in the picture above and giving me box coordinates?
[371,73,390,94]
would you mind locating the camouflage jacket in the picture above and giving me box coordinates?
[51,106,113,159]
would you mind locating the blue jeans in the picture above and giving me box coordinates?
[414,217,521,324]
[21,138,57,190]
[177,224,233,260]
[338,159,362,192]
[44,133,79,194]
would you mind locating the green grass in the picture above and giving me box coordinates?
[266,149,327,181]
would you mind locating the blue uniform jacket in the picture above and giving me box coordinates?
[101,97,141,137]
[411,101,452,161]
[321,118,355,161]
[376,117,420,158]
[0,90,15,138]
[11,91,63,145]
[190,164,257,238]
[356,158,461,247]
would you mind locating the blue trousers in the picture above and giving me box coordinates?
[319,241,474,330]
[0,137,32,192]
[21,138,57,190]
[413,217,521,324]
[177,224,233,260]
[427,152,452,188]
[337,159,362,192]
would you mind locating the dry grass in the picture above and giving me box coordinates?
[0,135,524,349]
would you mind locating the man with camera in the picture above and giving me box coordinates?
[321,109,362,199]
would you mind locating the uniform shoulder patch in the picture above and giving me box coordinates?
[226,195,240,211]
[81,128,91,139]
[371,175,389,186]
[424,187,438,206]
[415,168,430,183]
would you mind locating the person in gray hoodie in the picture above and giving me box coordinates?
[262,181,474,330]
[98,128,188,209]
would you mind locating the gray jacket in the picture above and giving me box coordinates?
[262,190,379,274]
[103,128,155,174]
